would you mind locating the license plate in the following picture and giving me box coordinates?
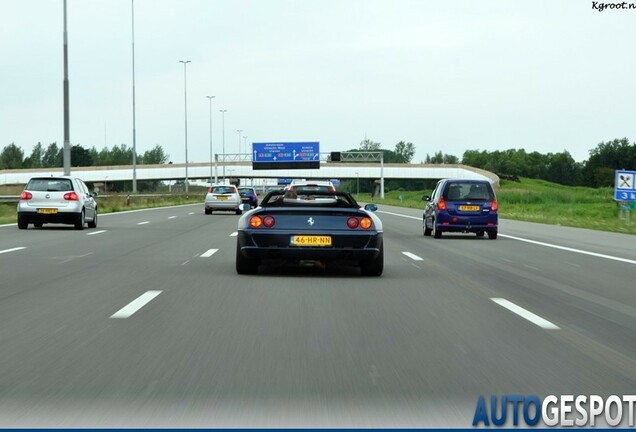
[217,195,228,201]
[459,205,480,211]
[241,197,249,201]
[38,208,58,214]
[291,235,332,246]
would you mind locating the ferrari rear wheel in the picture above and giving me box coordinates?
[360,244,384,277]
[236,243,259,274]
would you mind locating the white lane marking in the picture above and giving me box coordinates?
[181,260,191,266]
[168,216,177,219]
[500,258,513,263]
[110,290,162,319]
[137,221,150,225]
[0,223,17,228]
[0,247,27,255]
[377,210,420,221]
[379,210,636,266]
[491,298,560,330]
[499,234,636,266]
[86,230,107,236]
[189,212,196,215]
[230,232,238,237]
[524,264,540,271]
[402,251,423,261]
[200,248,219,258]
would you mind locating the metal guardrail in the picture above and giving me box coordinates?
[0,195,19,203]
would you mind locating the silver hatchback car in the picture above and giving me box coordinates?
[17,176,98,230]
[204,184,242,215]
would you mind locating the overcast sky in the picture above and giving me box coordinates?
[1,0,634,164]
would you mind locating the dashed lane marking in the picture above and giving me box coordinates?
[110,291,162,319]
[401,251,424,261]
[491,298,560,330]
[200,248,219,258]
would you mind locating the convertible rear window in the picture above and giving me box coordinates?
[262,190,359,208]
[443,182,494,201]
[26,178,73,192]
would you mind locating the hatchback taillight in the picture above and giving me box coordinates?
[491,198,498,212]
[20,191,32,200]
[64,192,79,201]
[209,187,213,193]
[437,197,447,211]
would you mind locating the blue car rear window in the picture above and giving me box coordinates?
[443,182,494,201]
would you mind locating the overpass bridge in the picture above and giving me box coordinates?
[0,162,498,199]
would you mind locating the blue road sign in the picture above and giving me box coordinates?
[615,170,636,201]
[277,178,293,185]
[252,142,320,163]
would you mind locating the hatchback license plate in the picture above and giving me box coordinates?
[38,208,58,214]
[459,205,480,211]
[217,195,228,200]
[291,235,332,246]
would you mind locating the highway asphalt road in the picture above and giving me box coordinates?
[0,203,635,427]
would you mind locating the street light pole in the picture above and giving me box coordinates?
[206,95,215,184]
[237,129,243,155]
[179,60,191,193]
[131,0,137,193]
[220,109,227,181]
[63,0,71,175]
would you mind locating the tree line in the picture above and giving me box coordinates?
[0,142,169,170]
[3,137,635,188]
[458,138,635,187]
[421,138,634,187]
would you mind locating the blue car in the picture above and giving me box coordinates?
[423,179,498,239]
[238,187,259,208]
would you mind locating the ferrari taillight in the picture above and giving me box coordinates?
[360,217,372,230]
[347,217,359,229]
[249,216,262,228]
[262,216,275,228]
